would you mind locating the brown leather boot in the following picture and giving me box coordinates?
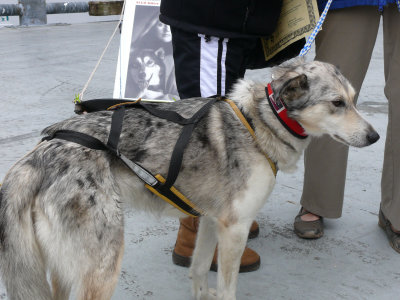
[172,217,260,273]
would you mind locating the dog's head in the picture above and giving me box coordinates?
[270,58,379,147]
[130,48,166,90]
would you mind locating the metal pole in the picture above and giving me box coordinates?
[0,2,90,17]
[0,4,22,16]
[0,1,120,24]
[19,0,47,26]
[46,2,89,14]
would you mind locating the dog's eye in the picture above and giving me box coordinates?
[144,57,155,67]
[332,100,345,107]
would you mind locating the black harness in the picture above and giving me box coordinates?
[44,99,218,217]
[43,97,277,217]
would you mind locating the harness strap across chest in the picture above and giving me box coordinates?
[44,98,277,217]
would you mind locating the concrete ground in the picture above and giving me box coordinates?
[0,21,398,299]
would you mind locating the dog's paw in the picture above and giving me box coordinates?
[193,288,217,300]
[192,277,216,300]
[207,288,217,300]
[192,283,204,300]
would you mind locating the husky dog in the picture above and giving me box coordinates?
[125,47,167,99]
[0,58,379,300]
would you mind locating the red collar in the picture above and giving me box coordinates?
[266,83,308,139]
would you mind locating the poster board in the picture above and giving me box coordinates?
[262,0,319,61]
[113,0,178,101]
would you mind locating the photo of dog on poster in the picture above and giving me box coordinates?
[114,1,178,101]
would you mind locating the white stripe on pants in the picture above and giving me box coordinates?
[199,34,228,97]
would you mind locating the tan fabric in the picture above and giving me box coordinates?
[301,4,400,228]
[381,5,400,229]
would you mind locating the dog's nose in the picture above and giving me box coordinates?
[367,131,380,144]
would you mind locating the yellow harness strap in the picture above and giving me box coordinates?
[145,174,204,218]
[222,99,278,177]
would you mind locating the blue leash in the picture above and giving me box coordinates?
[299,0,400,57]
[299,0,333,57]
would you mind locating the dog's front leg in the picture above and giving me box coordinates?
[216,219,252,300]
[190,216,218,300]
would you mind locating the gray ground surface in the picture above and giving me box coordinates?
[0,21,398,299]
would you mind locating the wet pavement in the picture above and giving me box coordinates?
[0,21,398,299]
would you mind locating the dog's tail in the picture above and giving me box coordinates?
[0,161,52,300]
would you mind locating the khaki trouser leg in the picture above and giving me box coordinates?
[381,4,400,229]
[300,6,381,218]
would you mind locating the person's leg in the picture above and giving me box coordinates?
[296,6,381,238]
[379,4,400,253]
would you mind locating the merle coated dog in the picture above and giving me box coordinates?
[0,58,379,300]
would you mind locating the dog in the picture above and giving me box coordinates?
[0,58,379,300]
[125,47,167,100]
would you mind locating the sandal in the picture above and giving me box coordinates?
[378,208,400,254]
[294,207,324,239]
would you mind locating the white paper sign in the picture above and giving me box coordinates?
[113,0,178,101]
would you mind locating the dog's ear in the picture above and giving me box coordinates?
[279,74,308,102]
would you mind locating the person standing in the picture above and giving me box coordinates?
[294,0,400,253]
[159,0,305,271]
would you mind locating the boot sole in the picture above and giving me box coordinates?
[172,251,260,273]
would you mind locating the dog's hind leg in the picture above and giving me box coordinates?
[190,216,218,300]
[77,240,125,300]
[0,165,53,300]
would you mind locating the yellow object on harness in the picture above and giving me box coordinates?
[145,174,204,218]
